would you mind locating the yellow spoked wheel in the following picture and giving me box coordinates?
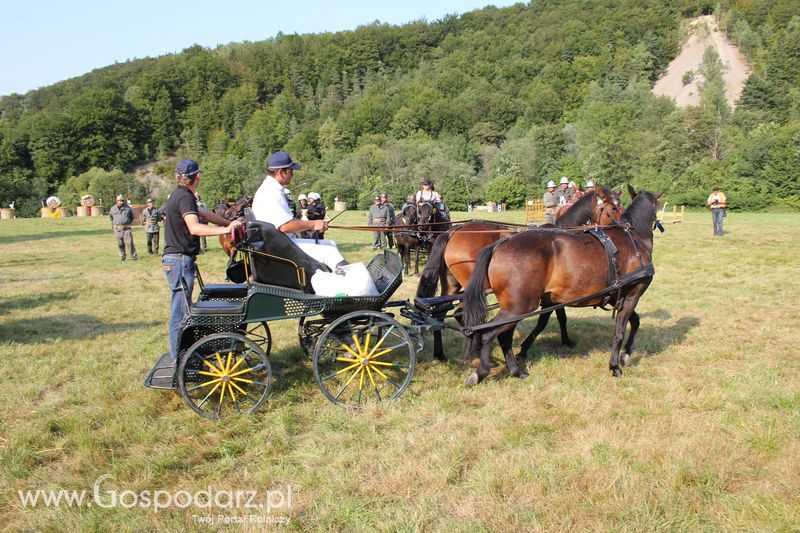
[312,311,416,407]
[178,332,272,419]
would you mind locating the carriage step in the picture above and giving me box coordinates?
[413,293,464,313]
[143,353,177,390]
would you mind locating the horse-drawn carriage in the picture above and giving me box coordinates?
[145,186,662,418]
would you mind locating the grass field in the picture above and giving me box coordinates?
[1,210,799,530]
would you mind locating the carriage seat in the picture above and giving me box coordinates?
[244,219,328,292]
[199,283,248,299]
[190,299,245,315]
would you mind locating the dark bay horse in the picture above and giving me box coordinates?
[417,187,623,361]
[214,196,251,256]
[393,204,422,276]
[460,188,662,384]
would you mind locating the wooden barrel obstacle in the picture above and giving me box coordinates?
[0,208,15,219]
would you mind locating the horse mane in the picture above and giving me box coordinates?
[619,191,657,237]
[554,191,600,227]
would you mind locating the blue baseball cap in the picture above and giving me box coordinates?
[268,151,301,171]
[177,159,201,176]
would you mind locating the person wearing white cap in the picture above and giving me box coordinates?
[557,176,573,205]
[543,180,558,224]
[585,180,595,193]
[306,192,326,240]
[251,151,345,271]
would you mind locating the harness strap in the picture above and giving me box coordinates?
[462,263,655,336]
[585,227,618,289]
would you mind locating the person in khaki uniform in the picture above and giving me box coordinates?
[368,195,389,249]
[542,180,558,225]
[381,193,395,248]
[109,194,137,261]
[141,198,163,255]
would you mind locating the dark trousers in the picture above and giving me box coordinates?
[146,231,160,254]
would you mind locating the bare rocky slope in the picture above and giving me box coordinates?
[653,15,750,108]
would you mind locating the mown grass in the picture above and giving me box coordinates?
[1,210,798,530]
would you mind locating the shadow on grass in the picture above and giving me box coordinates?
[0,314,160,344]
[430,309,700,367]
[0,291,78,316]
[1,228,110,244]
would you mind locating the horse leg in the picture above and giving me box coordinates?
[620,310,640,367]
[499,328,527,379]
[609,293,643,377]
[414,245,420,276]
[464,314,518,386]
[516,310,552,360]
[432,331,447,362]
[555,308,575,348]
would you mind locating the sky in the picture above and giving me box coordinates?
[0,0,520,96]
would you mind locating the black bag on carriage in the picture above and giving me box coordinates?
[243,216,328,292]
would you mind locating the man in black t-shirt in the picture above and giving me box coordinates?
[162,159,241,364]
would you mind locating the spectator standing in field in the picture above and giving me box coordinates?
[141,198,163,255]
[543,180,558,225]
[109,194,137,261]
[707,186,728,236]
[556,176,573,205]
[381,193,395,248]
[368,195,389,249]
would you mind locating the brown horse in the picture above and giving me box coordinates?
[215,196,251,256]
[417,187,623,361]
[460,187,662,384]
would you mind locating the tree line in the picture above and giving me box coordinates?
[1,0,798,217]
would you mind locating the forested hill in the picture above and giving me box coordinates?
[1,0,799,216]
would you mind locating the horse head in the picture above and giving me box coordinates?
[594,186,625,225]
[400,203,417,225]
[620,188,663,239]
[222,196,252,221]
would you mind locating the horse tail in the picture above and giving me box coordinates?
[460,241,498,362]
[416,231,452,297]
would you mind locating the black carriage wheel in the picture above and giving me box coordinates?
[178,332,272,419]
[298,316,312,358]
[241,321,272,356]
[298,316,326,360]
[312,311,415,407]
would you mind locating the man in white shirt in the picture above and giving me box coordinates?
[251,151,346,270]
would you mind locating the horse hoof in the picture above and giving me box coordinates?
[518,371,529,379]
[564,340,576,349]
[611,367,623,378]
[464,372,480,387]
[621,353,631,367]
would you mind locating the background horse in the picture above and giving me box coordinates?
[215,196,251,256]
[393,204,422,275]
[417,187,623,361]
[461,187,661,384]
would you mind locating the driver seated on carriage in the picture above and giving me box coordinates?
[251,151,347,274]
[415,177,449,223]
